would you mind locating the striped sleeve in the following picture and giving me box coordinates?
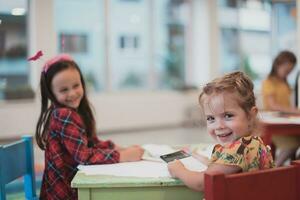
[52,108,120,165]
[92,135,116,149]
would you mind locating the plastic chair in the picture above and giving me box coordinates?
[0,135,37,200]
[204,161,300,200]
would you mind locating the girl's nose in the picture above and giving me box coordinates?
[216,119,226,129]
[69,89,77,97]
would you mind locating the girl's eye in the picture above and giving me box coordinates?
[224,113,234,119]
[73,83,81,89]
[206,116,214,122]
[60,88,68,93]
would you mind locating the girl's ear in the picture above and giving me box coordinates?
[249,106,258,119]
[248,106,258,134]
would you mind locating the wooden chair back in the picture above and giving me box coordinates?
[204,161,300,200]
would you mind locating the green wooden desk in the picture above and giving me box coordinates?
[71,172,203,200]
[71,144,210,200]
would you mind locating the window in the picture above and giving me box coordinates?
[272,2,296,52]
[272,2,297,85]
[218,0,272,86]
[54,0,106,92]
[59,33,88,53]
[119,35,139,49]
[0,0,33,100]
[218,0,298,87]
[152,0,189,89]
[54,0,190,91]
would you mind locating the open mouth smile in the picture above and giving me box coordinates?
[217,132,232,138]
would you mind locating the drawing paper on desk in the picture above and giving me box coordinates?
[180,156,207,172]
[142,143,209,171]
[78,159,207,178]
[194,144,215,158]
[142,144,176,162]
[78,161,170,178]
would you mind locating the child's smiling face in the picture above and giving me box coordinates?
[203,92,255,145]
[51,67,83,109]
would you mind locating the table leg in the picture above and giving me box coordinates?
[78,188,90,200]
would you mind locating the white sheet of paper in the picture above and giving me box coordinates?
[195,144,215,158]
[78,144,209,178]
[78,161,171,178]
[78,159,207,178]
[180,156,207,172]
[142,144,176,158]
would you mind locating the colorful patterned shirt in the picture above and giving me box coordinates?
[210,136,274,172]
[40,107,120,200]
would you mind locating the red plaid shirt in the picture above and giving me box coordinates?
[40,107,120,200]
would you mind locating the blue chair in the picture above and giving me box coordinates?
[0,135,37,200]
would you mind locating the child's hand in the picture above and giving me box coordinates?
[167,160,185,178]
[181,146,192,154]
[119,145,144,162]
[114,144,125,151]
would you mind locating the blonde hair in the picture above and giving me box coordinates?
[199,71,256,115]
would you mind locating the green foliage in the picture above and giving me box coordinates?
[243,55,259,80]
[121,71,143,88]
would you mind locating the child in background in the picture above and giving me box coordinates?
[262,50,300,166]
[35,54,144,200]
[167,71,274,192]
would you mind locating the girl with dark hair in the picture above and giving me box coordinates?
[262,50,300,166]
[35,54,144,200]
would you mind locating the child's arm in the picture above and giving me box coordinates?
[168,160,204,191]
[119,145,144,162]
[54,108,120,164]
[93,134,144,162]
[206,163,241,175]
[168,160,241,192]
[92,135,115,149]
[114,144,125,151]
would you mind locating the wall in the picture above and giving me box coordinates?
[0,0,216,139]
[0,90,201,138]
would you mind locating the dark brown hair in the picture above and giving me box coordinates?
[269,50,297,81]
